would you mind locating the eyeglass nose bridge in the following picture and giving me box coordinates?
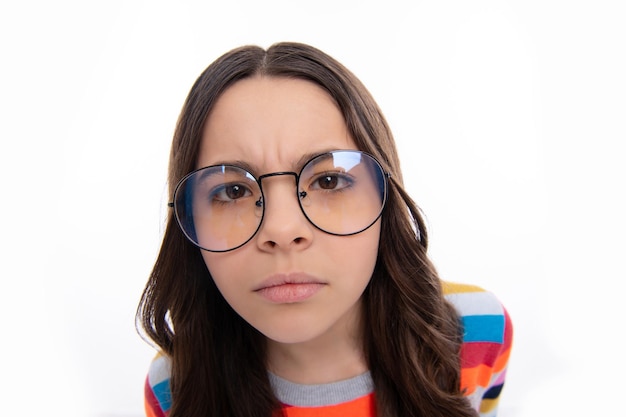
[257,171,299,182]
[256,171,307,208]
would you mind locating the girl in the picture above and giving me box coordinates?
[137,42,512,417]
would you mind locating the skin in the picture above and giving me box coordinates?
[197,76,381,384]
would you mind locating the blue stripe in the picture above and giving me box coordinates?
[462,315,504,343]
[152,379,172,412]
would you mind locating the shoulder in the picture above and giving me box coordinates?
[144,353,173,417]
[442,281,512,354]
[442,281,510,335]
[442,281,513,416]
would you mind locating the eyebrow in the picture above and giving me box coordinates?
[294,149,337,170]
[207,148,343,175]
[203,160,259,175]
[196,164,252,183]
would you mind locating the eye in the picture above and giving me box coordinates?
[310,172,353,191]
[318,175,338,190]
[212,183,252,202]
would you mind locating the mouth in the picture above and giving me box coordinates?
[254,273,326,303]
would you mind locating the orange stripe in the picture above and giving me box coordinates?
[460,363,494,394]
[281,393,375,417]
[492,345,512,373]
[144,398,159,417]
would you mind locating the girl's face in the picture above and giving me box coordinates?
[197,76,380,348]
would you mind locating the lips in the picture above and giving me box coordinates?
[254,273,326,303]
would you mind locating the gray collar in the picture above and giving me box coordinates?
[268,371,374,407]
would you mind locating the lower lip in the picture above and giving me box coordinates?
[256,283,325,303]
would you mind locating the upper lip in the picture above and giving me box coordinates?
[253,273,326,291]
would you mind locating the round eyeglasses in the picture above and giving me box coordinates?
[169,150,390,252]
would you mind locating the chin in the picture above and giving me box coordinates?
[260,327,322,345]
[252,318,328,345]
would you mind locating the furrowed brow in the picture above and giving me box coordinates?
[294,149,338,171]
[199,160,259,176]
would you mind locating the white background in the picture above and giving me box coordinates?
[1,1,624,416]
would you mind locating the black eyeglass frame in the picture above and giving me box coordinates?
[168,150,392,252]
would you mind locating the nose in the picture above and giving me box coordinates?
[255,174,314,252]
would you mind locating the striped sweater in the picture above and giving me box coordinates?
[144,282,513,417]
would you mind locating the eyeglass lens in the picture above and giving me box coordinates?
[173,150,387,252]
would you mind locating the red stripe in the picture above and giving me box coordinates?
[460,342,502,368]
[503,306,513,351]
[460,306,513,369]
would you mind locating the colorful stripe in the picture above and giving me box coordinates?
[461,315,505,343]
[444,282,513,415]
[145,354,172,416]
[144,378,167,417]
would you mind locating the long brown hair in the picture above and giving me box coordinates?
[137,42,476,417]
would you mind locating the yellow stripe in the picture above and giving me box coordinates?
[442,281,486,295]
[480,398,499,413]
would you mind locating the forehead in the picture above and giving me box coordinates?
[197,76,357,170]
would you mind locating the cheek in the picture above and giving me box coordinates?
[324,222,381,284]
[355,225,381,271]
[200,251,243,295]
